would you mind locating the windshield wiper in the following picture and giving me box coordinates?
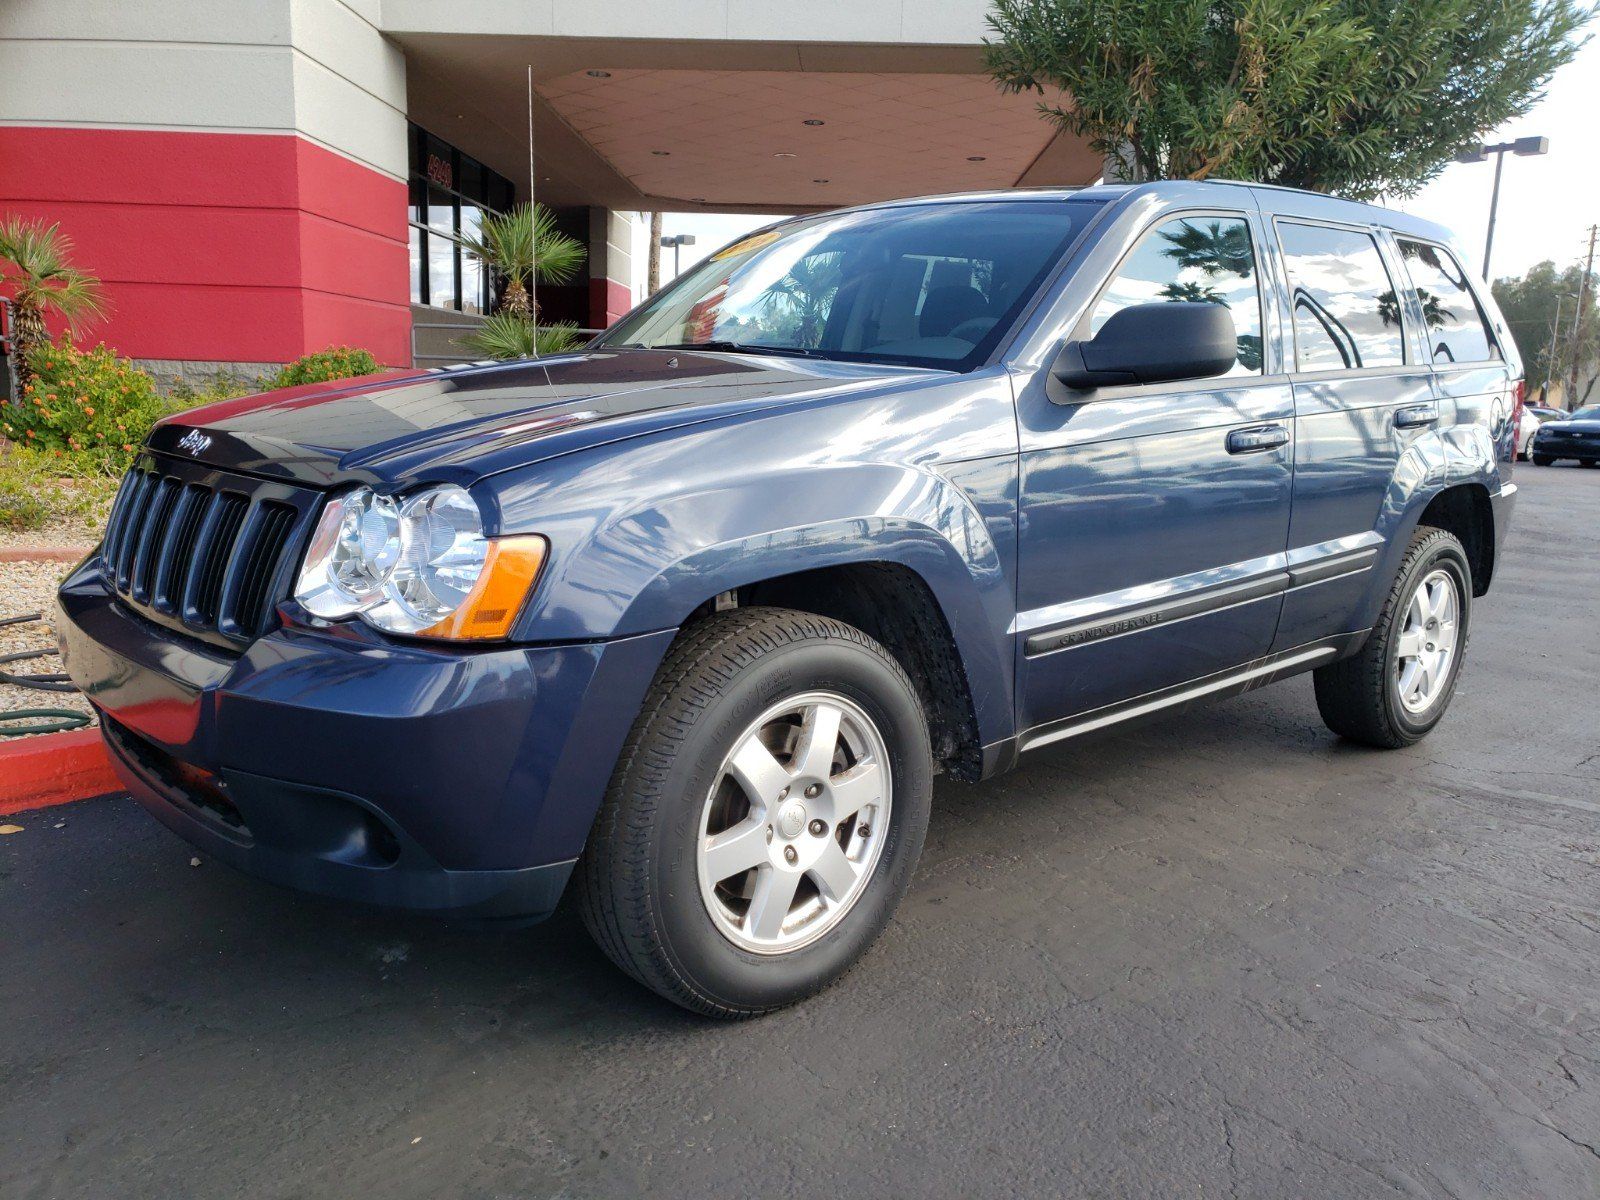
[648,340,826,359]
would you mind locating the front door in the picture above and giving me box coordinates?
[1014,209,1294,736]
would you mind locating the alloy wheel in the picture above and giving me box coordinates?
[696,691,892,954]
[1394,568,1459,715]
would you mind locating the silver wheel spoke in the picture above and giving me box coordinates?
[729,737,790,807]
[702,817,769,883]
[697,689,894,955]
[1396,628,1424,660]
[793,701,843,781]
[746,865,801,941]
[809,841,861,902]
[829,760,885,823]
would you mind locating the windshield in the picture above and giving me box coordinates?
[598,200,1102,370]
[1568,406,1600,420]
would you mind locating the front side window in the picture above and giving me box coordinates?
[1396,240,1498,365]
[1279,222,1406,372]
[597,200,1101,370]
[1089,215,1264,374]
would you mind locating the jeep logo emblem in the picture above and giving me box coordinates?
[177,429,213,457]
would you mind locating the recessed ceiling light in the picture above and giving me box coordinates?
[803,119,826,126]
[967,155,987,162]
[586,69,611,78]
[813,178,830,184]
[651,150,671,156]
[691,197,706,202]
[773,152,797,159]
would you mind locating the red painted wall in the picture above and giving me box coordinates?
[588,277,633,330]
[0,127,410,366]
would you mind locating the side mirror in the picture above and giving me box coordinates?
[1053,302,1238,391]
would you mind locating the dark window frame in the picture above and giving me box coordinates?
[407,122,515,315]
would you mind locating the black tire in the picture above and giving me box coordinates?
[1532,454,1553,466]
[576,607,933,1018]
[1313,526,1472,749]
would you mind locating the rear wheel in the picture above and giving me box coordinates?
[1314,527,1471,748]
[577,607,932,1017]
[1532,453,1553,466]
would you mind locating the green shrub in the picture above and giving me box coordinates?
[273,346,381,389]
[0,447,116,533]
[460,314,585,360]
[3,340,171,475]
[0,461,51,531]
[167,371,268,408]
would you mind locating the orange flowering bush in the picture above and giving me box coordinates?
[2,340,170,474]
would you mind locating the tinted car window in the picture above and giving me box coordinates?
[1090,215,1264,374]
[1396,240,1498,364]
[1279,222,1405,371]
[598,200,1101,370]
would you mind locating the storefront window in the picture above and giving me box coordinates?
[407,123,515,314]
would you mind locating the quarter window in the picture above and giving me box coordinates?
[1090,215,1264,375]
[1396,240,1498,364]
[1279,222,1405,371]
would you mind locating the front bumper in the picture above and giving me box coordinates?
[57,558,675,921]
[1533,436,1600,461]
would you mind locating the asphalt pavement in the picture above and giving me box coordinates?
[3,463,1598,1199]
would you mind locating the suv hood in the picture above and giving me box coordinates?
[147,348,936,488]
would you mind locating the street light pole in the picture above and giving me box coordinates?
[659,233,697,281]
[1455,135,1549,278]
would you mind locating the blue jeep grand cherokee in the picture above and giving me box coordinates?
[58,181,1519,1016]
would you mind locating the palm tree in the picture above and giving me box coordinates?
[1159,220,1255,278]
[0,218,107,392]
[460,312,585,360]
[459,203,586,321]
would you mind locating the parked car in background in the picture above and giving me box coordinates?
[1515,404,1542,460]
[1530,404,1600,466]
[1527,403,1564,421]
[57,181,1518,1016]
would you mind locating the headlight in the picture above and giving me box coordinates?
[294,484,547,641]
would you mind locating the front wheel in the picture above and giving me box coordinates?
[1314,527,1471,748]
[576,607,932,1018]
[1532,453,1554,466]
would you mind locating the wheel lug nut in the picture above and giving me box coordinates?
[809,818,827,836]
[804,783,822,799]
[777,786,789,801]
[783,845,798,864]
[766,826,774,843]
[857,824,871,838]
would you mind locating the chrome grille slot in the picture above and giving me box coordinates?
[98,460,315,650]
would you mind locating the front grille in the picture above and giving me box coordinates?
[101,460,314,648]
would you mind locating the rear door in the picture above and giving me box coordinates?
[1014,203,1294,732]
[1265,211,1438,651]
[1391,236,1517,467]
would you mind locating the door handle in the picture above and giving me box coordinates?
[1226,424,1289,454]
[1394,403,1439,429]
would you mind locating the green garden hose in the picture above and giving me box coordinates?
[0,708,91,737]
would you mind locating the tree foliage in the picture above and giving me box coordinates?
[1493,259,1599,400]
[460,313,585,360]
[460,203,586,320]
[985,0,1590,199]
[0,217,108,392]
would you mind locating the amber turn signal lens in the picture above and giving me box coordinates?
[419,534,548,641]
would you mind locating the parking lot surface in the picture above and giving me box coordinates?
[3,465,1598,1199]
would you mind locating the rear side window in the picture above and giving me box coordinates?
[1396,239,1499,364]
[1278,222,1405,372]
[1089,215,1264,374]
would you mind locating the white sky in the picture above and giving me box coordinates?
[640,37,1599,290]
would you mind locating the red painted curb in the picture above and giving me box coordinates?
[0,728,121,816]
[0,547,92,563]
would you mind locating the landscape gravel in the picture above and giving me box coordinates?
[0,559,95,735]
